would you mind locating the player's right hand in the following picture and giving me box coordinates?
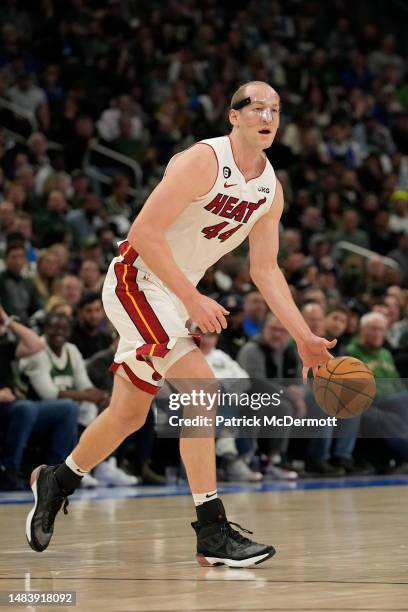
[184,294,229,334]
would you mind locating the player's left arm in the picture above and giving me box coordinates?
[248,180,336,382]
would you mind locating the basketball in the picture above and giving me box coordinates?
[313,356,376,419]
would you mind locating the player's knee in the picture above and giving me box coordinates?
[107,404,148,433]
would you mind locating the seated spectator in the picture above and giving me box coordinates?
[33,189,70,248]
[13,212,37,267]
[304,303,371,475]
[48,243,70,275]
[369,210,398,255]
[0,242,41,323]
[111,114,143,163]
[347,312,408,471]
[64,116,95,172]
[86,338,163,485]
[33,249,61,307]
[7,71,48,117]
[70,292,112,359]
[104,174,132,237]
[324,304,350,355]
[54,274,83,309]
[0,307,78,490]
[104,174,132,218]
[388,232,408,288]
[301,288,328,311]
[19,313,108,426]
[200,332,263,483]
[383,293,408,350]
[96,226,118,272]
[19,313,131,487]
[29,296,73,335]
[66,191,104,250]
[217,294,248,360]
[331,209,370,251]
[0,200,16,259]
[97,94,143,143]
[78,259,104,295]
[300,302,326,336]
[242,291,267,337]
[317,262,342,304]
[238,314,301,479]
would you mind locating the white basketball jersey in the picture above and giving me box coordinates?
[135,135,277,286]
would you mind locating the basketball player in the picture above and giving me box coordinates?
[26,81,335,567]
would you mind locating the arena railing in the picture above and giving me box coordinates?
[0,96,38,131]
[83,141,143,191]
[335,241,401,270]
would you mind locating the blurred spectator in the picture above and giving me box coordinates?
[217,294,248,360]
[66,191,104,249]
[70,292,112,359]
[388,192,408,235]
[69,170,90,209]
[388,232,408,287]
[33,249,61,307]
[324,304,350,355]
[331,209,370,250]
[7,71,47,115]
[0,200,15,257]
[238,314,301,479]
[242,291,267,337]
[86,337,161,485]
[110,114,143,162]
[200,332,262,483]
[96,225,117,272]
[78,259,104,294]
[347,312,408,470]
[64,116,95,172]
[369,210,398,255]
[304,303,371,476]
[0,242,40,323]
[54,274,83,309]
[97,94,143,143]
[0,306,78,491]
[19,313,109,427]
[33,189,70,248]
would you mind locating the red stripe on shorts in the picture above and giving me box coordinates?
[114,262,170,345]
[119,240,138,265]
[109,362,158,395]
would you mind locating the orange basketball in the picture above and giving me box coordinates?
[313,356,376,418]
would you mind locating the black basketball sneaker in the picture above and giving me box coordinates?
[192,498,275,567]
[26,465,72,552]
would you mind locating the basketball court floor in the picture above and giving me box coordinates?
[1,477,407,611]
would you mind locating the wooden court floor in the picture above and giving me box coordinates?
[0,485,407,611]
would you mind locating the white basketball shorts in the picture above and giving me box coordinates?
[102,240,199,395]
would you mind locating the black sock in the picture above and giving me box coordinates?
[54,463,83,493]
[196,498,227,524]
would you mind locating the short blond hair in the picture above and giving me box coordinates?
[230,80,273,108]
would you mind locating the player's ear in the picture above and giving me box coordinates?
[228,109,238,127]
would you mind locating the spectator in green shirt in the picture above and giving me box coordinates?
[346,312,405,397]
[347,312,408,470]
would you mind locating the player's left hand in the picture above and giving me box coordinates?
[296,335,337,384]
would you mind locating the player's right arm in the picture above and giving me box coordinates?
[127,144,229,334]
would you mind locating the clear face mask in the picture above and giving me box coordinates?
[231,96,280,122]
[250,106,279,122]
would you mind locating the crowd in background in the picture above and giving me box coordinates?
[0,0,408,489]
